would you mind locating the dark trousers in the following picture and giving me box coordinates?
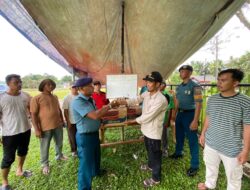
[162,110,172,152]
[67,124,77,152]
[175,111,199,169]
[162,125,169,152]
[144,136,162,182]
[76,132,100,190]
[1,129,31,169]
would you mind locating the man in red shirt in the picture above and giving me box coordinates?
[92,81,109,109]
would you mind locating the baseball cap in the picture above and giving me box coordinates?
[143,71,163,83]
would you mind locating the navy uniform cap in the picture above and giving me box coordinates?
[179,65,193,72]
[74,77,93,87]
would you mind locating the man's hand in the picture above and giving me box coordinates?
[199,133,205,147]
[35,129,42,138]
[237,150,249,164]
[190,120,198,131]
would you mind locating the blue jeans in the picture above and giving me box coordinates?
[76,132,100,190]
[40,127,63,167]
[175,111,199,169]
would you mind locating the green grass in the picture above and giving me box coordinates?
[23,88,69,99]
[0,129,249,190]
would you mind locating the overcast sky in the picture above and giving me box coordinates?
[0,14,250,81]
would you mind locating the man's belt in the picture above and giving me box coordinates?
[178,109,195,113]
[83,131,99,135]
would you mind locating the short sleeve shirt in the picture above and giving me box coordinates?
[205,93,250,157]
[30,93,62,131]
[0,92,31,136]
[92,91,109,110]
[72,93,101,134]
[176,79,202,110]
[62,94,77,124]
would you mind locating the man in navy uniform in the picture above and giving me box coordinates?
[170,65,203,177]
[72,77,115,190]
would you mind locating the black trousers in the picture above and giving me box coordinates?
[144,136,162,181]
[67,124,77,153]
[1,129,31,169]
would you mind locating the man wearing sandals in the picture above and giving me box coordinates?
[0,74,32,190]
[116,71,167,187]
[198,69,250,190]
[30,79,68,175]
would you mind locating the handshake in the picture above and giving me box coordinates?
[108,98,127,109]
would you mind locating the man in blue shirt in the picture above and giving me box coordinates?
[72,77,115,190]
[170,65,202,177]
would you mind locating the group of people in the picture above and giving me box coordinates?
[0,75,110,190]
[0,66,249,190]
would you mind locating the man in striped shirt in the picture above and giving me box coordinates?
[198,69,250,190]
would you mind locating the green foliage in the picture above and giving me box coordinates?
[21,74,73,89]
[167,70,181,84]
[60,75,72,83]
[168,52,250,84]
[1,130,249,190]
[23,88,69,99]
[226,52,250,84]
[22,74,58,89]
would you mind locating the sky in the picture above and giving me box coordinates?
[0,13,250,81]
[184,15,250,64]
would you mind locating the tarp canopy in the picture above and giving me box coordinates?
[0,0,246,84]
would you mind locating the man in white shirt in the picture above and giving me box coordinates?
[0,74,32,190]
[62,83,78,157]
[116,71,167,187]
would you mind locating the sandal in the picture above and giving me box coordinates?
[140,164,152,171]
[22,170,33,178]
[143,178,160,187]
[56,155,68,161]
[17,170,32,178]
[198,183,208,190]
[42,166,50,175]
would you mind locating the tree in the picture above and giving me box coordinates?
[226,52,250,84]
[189,61,212,76]
[61,75,72,83]
[22,73,59,88]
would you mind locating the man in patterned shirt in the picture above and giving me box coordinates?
[170,65,203,177]
[198,69,250,190]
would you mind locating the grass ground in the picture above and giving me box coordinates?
[0,127,249,190]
